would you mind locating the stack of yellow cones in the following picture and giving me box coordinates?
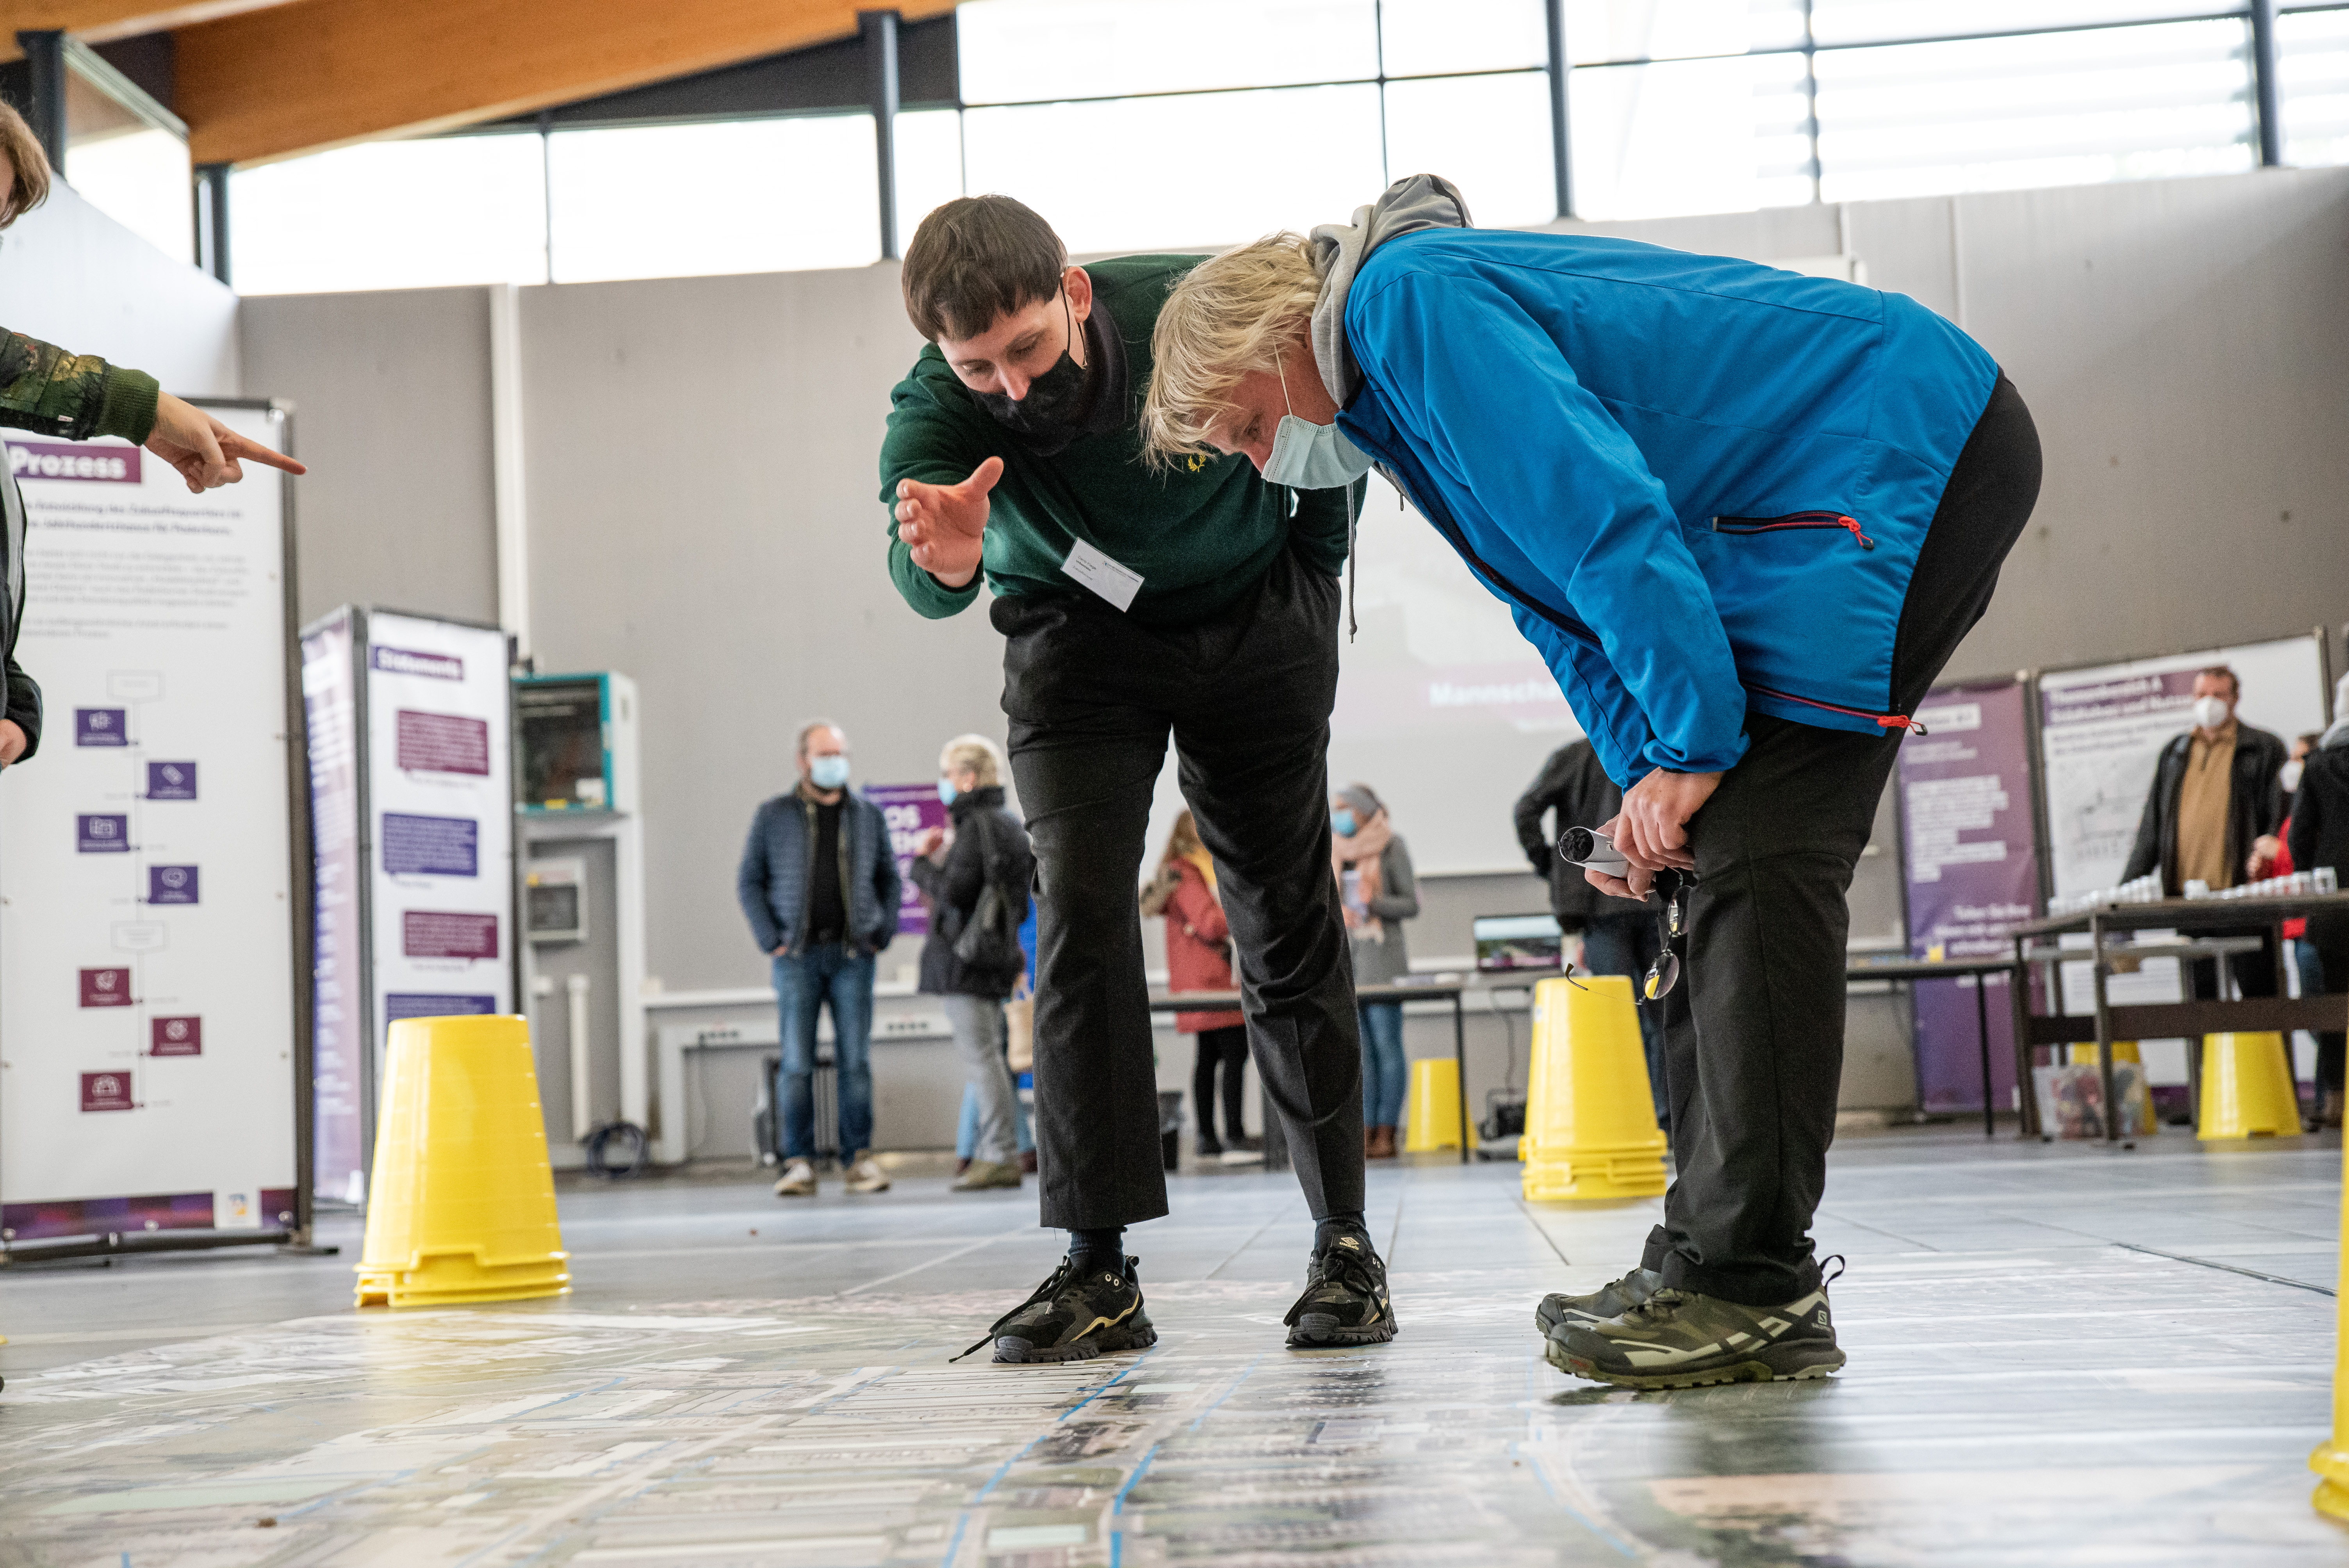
[1520,975,1667,1202]
[2197,1031,2300,1140]
[1401,1057,1463,1153]
[354,1013,570,1308]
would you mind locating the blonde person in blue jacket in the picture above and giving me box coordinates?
[1143,176,2042,1391]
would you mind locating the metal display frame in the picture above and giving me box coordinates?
[2,399,325,1265]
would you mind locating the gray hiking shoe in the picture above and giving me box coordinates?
[1546,1263,1846,1390]
[1534,1266,1663,1336]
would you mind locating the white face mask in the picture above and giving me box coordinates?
[2283,759,2305,793]
[2191,695,2231,731]
[1262,349,1374,490]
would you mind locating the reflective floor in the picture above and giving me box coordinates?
[2,1124,2345,1566]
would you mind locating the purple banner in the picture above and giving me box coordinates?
[370,645,464,680]
[1899,679,2041,1114]
[7,438,142,484]
[384,992,497,1022]
[866,783,952,937]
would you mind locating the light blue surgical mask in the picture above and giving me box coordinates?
[808,754,850,791]
[1263,349,1374,490]
[1332,809,1358,837]
[937,778,958,805]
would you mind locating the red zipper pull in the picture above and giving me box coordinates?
[1878,713,1928,736]
[1840,515,1875,550]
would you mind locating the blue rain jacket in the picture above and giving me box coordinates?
[1333,228,1999,786]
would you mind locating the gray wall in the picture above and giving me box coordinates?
[239,288,499,626]
[237,166,2349,1120]
[516,267,1005,992]
[0,182,237,396]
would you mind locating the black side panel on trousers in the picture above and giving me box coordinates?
[995,549,1366,1230]
[1644,371,2043,1306]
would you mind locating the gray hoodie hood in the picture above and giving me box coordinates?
[2320,672,2349,751]
[1307,173,1473,408]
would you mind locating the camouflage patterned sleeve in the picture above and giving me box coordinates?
[0,329,160,444]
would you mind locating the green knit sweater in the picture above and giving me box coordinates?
[879,254,1352,628]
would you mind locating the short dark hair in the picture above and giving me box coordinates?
[901,195,1067,343]
[2197,664,2241,697]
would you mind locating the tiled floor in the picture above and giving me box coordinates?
[2,1124,2346,1565]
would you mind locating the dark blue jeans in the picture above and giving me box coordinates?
[772,943,876,1159]
[1358,1001,1407,1127]
[1581,914,1666,1128]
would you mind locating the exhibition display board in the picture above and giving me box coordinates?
[300,607,513,1205]
[2038,633,2329,898]
[0,401,307,1246]
[1896,679,2039,1113]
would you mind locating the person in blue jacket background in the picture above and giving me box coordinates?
[1144,175,2042,1391]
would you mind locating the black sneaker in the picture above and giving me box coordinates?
[1285,1233,1397,1347]
[1534,1266,1663,1336]
[1545,1268,1845,1390]
[955,1257,1157,1365]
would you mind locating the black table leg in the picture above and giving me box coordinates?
[1975,971,1994,1139]
[1454,991,1471,1165]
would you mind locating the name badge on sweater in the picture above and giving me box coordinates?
[1060,538,1144,613]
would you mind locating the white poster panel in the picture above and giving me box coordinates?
[0,406,298,1238]
[365,613,512,1091]
[2037,634,2328,1085]
[2039,634,2328,898]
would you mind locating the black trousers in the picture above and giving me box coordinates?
[2185,928,2281,1002]
[1193,1025,1250,1144]
[1642,373,2043,1306]
[2306,918,2349,1094]
[996,547,1365,1230]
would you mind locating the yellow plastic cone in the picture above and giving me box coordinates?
[2197,1032,2301,1140]
[1402,1057,1463,1153]
[1521,975,1667,1202]
[2309,1141,2349,1518]
[355,1014,570,1308]
[2067,1039,2143,1066]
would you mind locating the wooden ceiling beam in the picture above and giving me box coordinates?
[0,0,292,58]
[174,0,960,167]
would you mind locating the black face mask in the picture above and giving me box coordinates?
[969,292,1093,451]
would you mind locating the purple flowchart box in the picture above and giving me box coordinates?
[402,911,500,960]
[148,865,199,905]
[381,813,478,877]
[151,1016,202,1057]
[75,709,127,747]
[80,967,132,1007]
[8,439,143,484]
[146,761,197,800]
[80,1071,134,1112]
[77,814,128,853]
[384,992,497,1023]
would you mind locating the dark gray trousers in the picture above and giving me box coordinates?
[1643,373,2043,1305]
[995,547,1365,1230]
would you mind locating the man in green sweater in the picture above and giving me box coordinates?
[882,196,1392,1363]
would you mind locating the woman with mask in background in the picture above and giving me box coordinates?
[1145,812,1258,1162]
[913,734,1035,1192]
[1332,785,1419,1160]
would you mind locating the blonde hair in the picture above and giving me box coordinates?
[1159,808,1204,869]
[0,102,53,229]
[939,732,1005,789]
[1141,233,1324,467]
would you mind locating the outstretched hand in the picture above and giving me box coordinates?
[145,392,307,493]
[893,457,1003,589]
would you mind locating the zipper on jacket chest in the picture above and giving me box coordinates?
[1711,511,1875,550]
